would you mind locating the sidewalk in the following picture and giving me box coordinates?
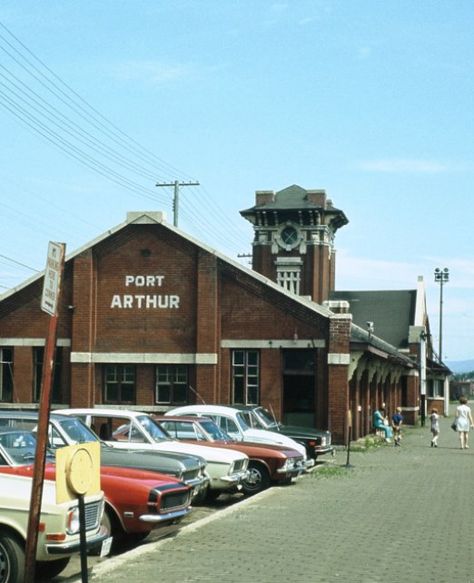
[78,409,474,583]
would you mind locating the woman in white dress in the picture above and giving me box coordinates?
[455,396,474,449]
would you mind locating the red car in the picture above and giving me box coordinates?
[154,415,305,495]
[0,429,192,547]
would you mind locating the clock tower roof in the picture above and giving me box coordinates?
[240,184,349,229]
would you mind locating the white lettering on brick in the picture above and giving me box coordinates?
[111,294,181,309]
[124,275,165,287]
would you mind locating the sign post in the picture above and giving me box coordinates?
[24,242,65,583]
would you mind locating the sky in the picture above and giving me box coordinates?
[0,1,472,362]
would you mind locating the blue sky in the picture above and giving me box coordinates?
[0,1,472,362]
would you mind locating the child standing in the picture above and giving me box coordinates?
[430,408,440,447]
[391,407,403,446]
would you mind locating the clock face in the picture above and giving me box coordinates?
[280,225,299,246]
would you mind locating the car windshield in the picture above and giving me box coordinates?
[0,430,55,464]
[235,412,251,430]
[253,407,279,429]
[137,415,170,442]
[56,417,99,444]
[199,419,232,441]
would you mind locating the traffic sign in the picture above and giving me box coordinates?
[41,242,65,316]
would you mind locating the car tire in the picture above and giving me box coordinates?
[35,558,70,581]
[0,532,25,583]
[241,462,270,495]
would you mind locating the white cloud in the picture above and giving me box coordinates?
[356,159,449,173]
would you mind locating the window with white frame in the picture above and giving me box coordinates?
[428,378,444,398]
[275,257,302,295]
[232,350,259,405]
[155,365,188,404]
[103,365,136,404]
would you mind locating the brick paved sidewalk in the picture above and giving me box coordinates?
[80,409,474,583]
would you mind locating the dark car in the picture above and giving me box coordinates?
[234,405,334,460]
[0,410,209,499]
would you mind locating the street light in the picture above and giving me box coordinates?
[434,267,449,362]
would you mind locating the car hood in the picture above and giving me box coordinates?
[274,425,330,439]
[110,440,247,464]
[101,445,204,474]
[196,440,303,460]
[242,428,307,457]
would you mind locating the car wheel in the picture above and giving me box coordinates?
[0,532,25,583]
[241,462,270,495]
[35,558,70,581]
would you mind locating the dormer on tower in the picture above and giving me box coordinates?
[240,185,348,304]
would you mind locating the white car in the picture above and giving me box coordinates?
[166,405,314,469]
[60,409,249,497]
[0,472,107,582]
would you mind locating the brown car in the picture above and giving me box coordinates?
[154,415,305,495]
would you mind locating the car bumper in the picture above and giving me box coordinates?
[188,476,210,499]
[139,507,192,523]
[209,470,248,491]
[46,526,109,556]
[313,446,335,458]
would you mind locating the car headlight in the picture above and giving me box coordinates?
[66,507,80,535]
[282,459,295,471]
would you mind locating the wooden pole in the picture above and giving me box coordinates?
[24,243,65,583]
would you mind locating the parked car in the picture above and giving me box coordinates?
[0,428,192,548]
[166,405,314,469]
[60,408,250,499]
[0,471,106,582]
[155,415,305,495]
[234,405,334,460]
[0,411,209,500]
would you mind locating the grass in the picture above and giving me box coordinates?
[312,465,351,479]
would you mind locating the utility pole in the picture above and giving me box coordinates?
[156,180,200,227]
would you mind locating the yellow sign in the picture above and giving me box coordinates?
[56,442,101,504]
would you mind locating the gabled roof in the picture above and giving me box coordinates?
[330,289,417,350]
[0,211,333,320]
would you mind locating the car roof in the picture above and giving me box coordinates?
[156,415,214,423]
[62,408,144,418]
[170,405,242,415]
[0,410,68,421]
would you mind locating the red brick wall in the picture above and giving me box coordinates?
[327,315,351,443]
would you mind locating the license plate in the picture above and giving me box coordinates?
[100,536,113,557]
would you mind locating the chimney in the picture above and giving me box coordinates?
[323,300,350,315]
[306,190,326,207]
[255,190,275,206]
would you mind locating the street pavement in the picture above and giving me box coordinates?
[65,407,474,583]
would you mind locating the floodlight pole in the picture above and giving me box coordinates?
[434,267,449,362]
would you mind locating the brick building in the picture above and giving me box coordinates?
[0,186,447,443]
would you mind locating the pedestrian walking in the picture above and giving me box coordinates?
[391,406,403,446]
[454,396,474,449]
[430,408,440,447]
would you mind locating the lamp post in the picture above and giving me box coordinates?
[434,267,449,362]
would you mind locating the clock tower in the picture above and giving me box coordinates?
[240,185,348,304]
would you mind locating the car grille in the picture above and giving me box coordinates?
[160,490,191,512]
[84,501,102,531]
